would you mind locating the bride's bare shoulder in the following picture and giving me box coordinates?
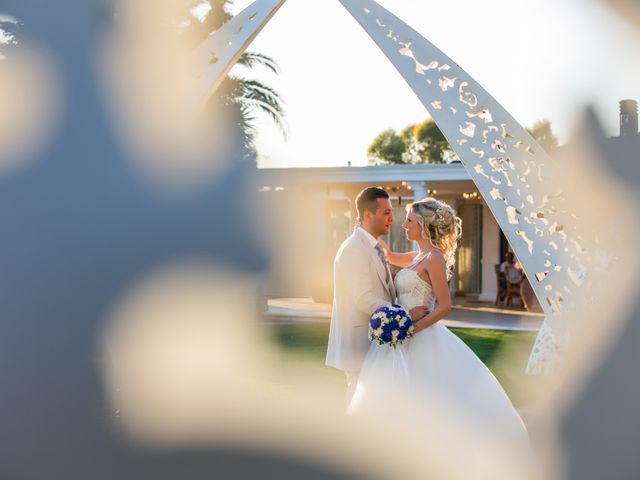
[418,249,446,269]
[428,248,446,261]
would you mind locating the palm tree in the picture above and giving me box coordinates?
[186,1,286,151]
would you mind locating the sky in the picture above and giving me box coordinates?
[221,0,639,168]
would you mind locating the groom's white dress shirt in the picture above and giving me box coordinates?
[326,227,396,374]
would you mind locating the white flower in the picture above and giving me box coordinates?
[399,318,406,327]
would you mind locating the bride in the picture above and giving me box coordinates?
[348,197,528,445]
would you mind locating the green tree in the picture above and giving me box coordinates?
[186,1,286,148]
[369,116,559,165]
[368,118,453,165]
[367,129,406,165]
[527,119,558,152]
[399,123,419,163]
[413,118,452,164]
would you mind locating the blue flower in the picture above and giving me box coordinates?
[370,317,382,329]
[380,331,392,342]
[388,320,400,330]
[398,329,407,340]
[382,323,394,333]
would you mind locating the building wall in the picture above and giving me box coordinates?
[260,185,334,299]
[260,178,502,304]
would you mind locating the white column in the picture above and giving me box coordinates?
[478,202,501,302]
[407,181,428,202]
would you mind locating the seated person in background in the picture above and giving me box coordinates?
[505,263,524,284]
[499,252,516,295]
[500,252,516,277]
[504,256,525,307]
[501,252,524,281]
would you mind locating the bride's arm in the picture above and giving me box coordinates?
[412,253,452,333]
[378,237,419,268]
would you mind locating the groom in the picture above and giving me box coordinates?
[325,187,428,402]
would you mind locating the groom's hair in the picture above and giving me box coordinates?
[356,187,389,223]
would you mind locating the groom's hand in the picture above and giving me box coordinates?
[409,306,429,322]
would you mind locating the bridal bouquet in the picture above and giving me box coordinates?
[369,304,414,348]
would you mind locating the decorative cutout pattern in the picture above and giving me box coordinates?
[338,0,601,373]
[192,0,286,105]
[194,0,616,374]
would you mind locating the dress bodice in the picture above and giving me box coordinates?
[395,268,436,312]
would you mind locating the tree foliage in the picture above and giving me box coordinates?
[367,129,406,165]
[527,119,558,152]
[368,117,559,165]
[413,119,451,163]
[186,1,286,148]
[368,119,452,165]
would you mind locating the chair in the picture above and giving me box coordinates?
[504,265,525,307]
[494,264,506,305]
[521,276,543,313]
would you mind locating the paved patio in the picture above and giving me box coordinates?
[264,296,544,332]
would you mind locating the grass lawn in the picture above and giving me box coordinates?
[264,322,538,407]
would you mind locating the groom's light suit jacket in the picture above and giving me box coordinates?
[326,227,397,373]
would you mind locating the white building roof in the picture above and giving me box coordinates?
[257,162,471,184]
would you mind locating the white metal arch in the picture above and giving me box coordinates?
[195,0,598,374]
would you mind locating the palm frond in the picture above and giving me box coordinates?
[237,51,280,75]
[236,79,287,138]
[238,103,258,149]
[200,1,234,34]
[243,100,287,140]
[192,1,286,145]
[239,80,284,109]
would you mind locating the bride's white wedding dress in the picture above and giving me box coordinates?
[349,268,528,444]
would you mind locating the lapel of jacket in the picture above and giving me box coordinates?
[354,229,392,299]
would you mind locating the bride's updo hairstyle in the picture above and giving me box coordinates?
[408,198,462,278]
